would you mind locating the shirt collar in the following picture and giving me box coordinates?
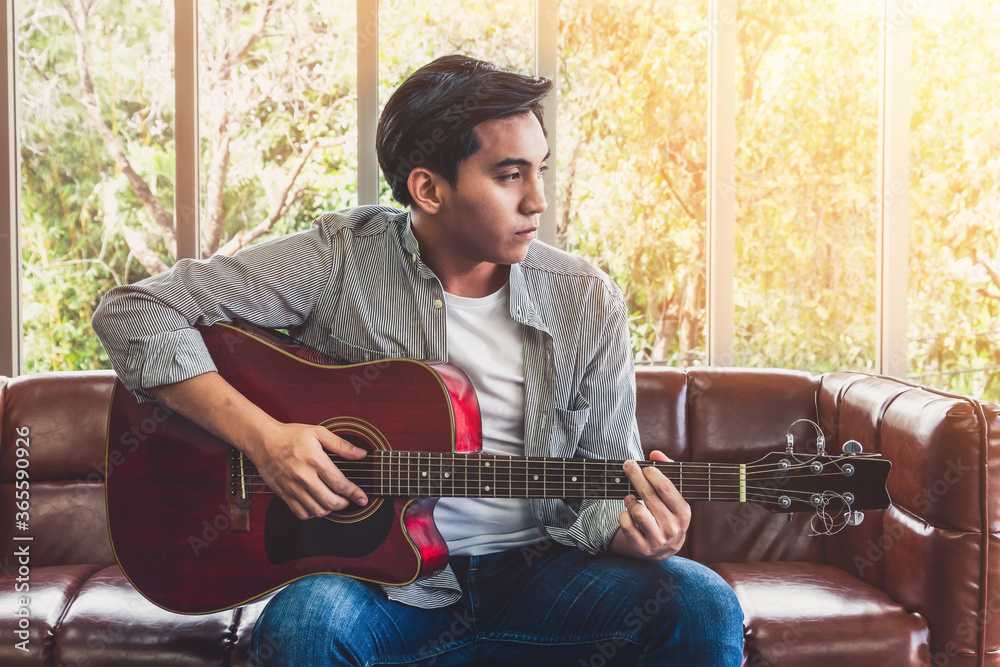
[399,211,548,332]
[509,260,548,333]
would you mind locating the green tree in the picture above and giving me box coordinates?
[907,0,1000,399]
[559,0,708,364]
[18,0,360,370]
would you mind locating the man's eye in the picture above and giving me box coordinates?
[499,173,520,182]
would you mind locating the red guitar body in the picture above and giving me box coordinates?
[105,323,482,614]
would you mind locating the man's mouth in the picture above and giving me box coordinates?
[516,227,538,239]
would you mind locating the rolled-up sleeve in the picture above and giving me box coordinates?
[93,222,338,402]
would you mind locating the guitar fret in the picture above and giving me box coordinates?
[604,460,608,500]
[445,453,452,497]
[526,457,531,498]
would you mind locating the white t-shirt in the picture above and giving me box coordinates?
[432,283,547,555]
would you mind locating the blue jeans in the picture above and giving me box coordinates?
[251,545,744,666]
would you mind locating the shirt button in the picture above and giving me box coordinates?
[433,299,443,309]
[412,253,418,263]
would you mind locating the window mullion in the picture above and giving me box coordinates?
[535,0,558,245]
[175,0,200,259]
[357,0,379,206]
[1,0,21,377]
[707,0,737,366]
[876,0,912,378]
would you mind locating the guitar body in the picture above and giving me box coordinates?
[106,323,482,614]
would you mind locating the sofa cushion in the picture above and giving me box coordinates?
[685,368,826,566]
[711,561,930,666]
[0,564,102,665]
[230,593,277,667]
[53,566,237,667]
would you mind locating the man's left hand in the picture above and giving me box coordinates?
[608,450,691,560]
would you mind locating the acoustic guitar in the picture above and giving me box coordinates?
[105,322,891,614]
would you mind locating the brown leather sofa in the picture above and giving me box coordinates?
[1,366,997,666]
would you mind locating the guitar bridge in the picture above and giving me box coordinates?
[227,448,252,532]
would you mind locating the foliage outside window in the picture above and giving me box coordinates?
[907,0,1000,398]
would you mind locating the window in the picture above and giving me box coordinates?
[732,0,879,373]
[558,0,708,365]
[907,0,1000,398]
[5,0,999,401]
[16,0,175,371]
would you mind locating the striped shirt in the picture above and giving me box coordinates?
[92,206,643,609]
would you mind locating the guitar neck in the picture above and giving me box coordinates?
[333,451,745,503]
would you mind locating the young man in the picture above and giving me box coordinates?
[93,55,743,665]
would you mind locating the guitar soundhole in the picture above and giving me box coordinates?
[321,417,390,522]
[264,496,395,564]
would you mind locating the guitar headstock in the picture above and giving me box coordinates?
[746,445,891,533]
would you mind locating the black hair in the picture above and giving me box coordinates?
[376,55,553,207]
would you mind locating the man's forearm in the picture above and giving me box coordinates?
[149,371,280,460]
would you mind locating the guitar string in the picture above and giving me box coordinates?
[232,477,852,506]
[237,469,861,484]
[236,466,861,486]
[223,487,833,509]
[232,452,868,506]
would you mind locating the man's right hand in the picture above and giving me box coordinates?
[150,371,369,521]
[248,421,369,520]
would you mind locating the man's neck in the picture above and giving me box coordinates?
[409,212,511,298]
[439,264,511,298]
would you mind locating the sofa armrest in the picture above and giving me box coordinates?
[821,373,1000,665]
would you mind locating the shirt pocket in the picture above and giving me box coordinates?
[549,393,591,458]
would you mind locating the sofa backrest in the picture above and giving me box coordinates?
[635,366,829,564]
[0,371,118,571]
[819,372,1000,662]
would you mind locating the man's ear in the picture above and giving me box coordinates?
[407,167,445,215]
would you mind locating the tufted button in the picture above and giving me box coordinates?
[433,299,443,309]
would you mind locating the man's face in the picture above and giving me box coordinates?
[435,112,549,269]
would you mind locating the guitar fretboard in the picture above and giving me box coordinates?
[331,451,745,502]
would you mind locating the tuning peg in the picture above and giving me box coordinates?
[842,440,863,456]
[844,510,864,526]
